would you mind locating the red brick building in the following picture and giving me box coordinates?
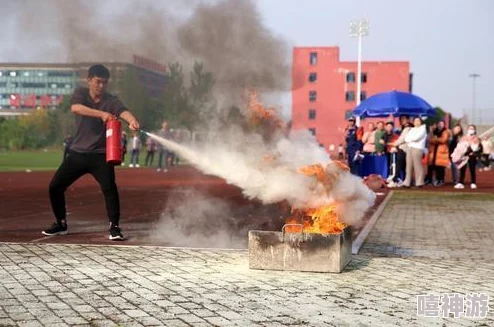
[291,46,411,154]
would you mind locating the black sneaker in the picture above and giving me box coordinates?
[42,221,68,236]
[109,225,125,241]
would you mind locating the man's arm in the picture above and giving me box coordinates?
[119,110,140,131]
[71,104,114,122]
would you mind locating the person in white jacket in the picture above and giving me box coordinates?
[403,117,427,187]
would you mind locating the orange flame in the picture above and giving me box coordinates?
[297,164,330,186]
[246,90,284,128]
[285,163,348,234]
[285,205,346,234]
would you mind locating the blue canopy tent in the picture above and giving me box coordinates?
[352,90,436,118]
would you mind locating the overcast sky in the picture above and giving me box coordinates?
[255,0,494,120]
[2,0,493,121]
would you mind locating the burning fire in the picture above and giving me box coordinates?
[286,163,348,234]
[244,90,349,235]
[246,89,284,129]
[285,205,346,234]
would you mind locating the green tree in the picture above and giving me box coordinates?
[0,118,25,150]
[116,67,163,132]
[161,62,190,130]
[52,96,75,144]
[189,61,216,126]
[426,107,447,126]
[18,109,56,148]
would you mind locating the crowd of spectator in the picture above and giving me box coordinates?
[344,115,493,189]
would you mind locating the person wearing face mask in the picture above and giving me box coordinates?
[451,125,483,189]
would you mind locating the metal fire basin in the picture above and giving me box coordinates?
[248,226,352,273]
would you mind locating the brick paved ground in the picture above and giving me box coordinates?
[1,191,493,326]
[360,191,494,260]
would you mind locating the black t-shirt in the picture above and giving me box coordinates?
[69,87,126,153]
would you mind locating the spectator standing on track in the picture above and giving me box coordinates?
[452,125,483,189]
[129,131,141,168]
[120,131,127,166]
[384,122,399,187]
[362,122,376,155]
[448,124,463,185]
[42,64,140,241]
[344,117,363,175]
[402,117,427,188]
[390,115,413,186]
[157,121,172,172]
[144,136,157,166]
[374,121,386,156]
[425,120,449,186]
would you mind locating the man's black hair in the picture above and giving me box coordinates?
[385,121,394,126]
[88,64,110,79]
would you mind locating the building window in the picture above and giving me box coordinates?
[310,52,318,65]
[345,91,355,102]
[361,73,367,83]
[308,72,317,83]
[346,72,355,83]
[22,82,46,88]
[47,71,73,77]
[309,91,317,102]
[345,110,353,120]
[360,91,367,101]
[309,128,316,136]
[9,71,17,77]
[309,109,316,120]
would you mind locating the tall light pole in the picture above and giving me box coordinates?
[469,73,480,124]
[350,19,369,126]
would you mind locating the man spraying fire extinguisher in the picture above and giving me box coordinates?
[43,64,140,241]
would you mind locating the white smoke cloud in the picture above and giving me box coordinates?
[149,189,246,248]
[145,126,376,228]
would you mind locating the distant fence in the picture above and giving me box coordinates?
[461,108,494,126]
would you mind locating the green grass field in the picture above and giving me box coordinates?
[0,150,64,171]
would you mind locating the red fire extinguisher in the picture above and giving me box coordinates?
[106,118,122,165]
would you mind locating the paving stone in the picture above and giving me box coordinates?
[123,309,149,318]
[0,318,16,326]
[204,316,233,326]
[16,321,44,327]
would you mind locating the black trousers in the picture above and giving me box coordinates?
[425,165,445,183]
[459,157,477,184]
[395,149,406,182]
[145,150,155,166]
[49,151,120,225]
